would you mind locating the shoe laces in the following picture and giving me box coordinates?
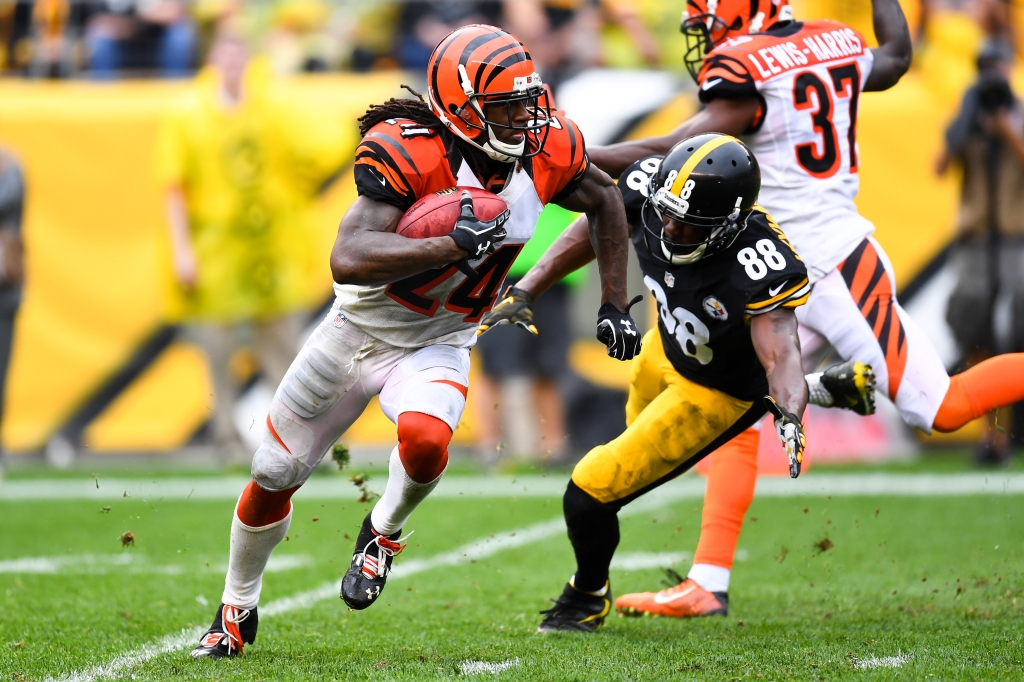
[221,605,251,655]
[661,568,686,589]
[540,586,601,618]
[358,531,412,579]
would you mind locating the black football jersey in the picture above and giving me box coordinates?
[619,157,810,401]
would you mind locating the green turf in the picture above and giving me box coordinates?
[2,479,1023,680]
[2,446,1020,481]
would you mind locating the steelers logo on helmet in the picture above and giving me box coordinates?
[425,25,552,163]
[680,0,794,82]
[643,133,760,266]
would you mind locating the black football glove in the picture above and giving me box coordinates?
[477,286,537,337]
[596,294,643,361]
[764,395,807,479]
[448,190,510,260]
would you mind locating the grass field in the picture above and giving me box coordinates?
[1,463,1023,680]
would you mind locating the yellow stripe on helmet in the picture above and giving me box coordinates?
[669,135,739,196]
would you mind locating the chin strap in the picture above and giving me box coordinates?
[448,64,528,163]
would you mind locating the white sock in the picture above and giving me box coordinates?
[570,575,608,596]
[688,563,731,593]
[805,372,834,407]
[370,445,444,536]
[221,504,292,609]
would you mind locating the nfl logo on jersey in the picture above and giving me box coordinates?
[703,296,728,321]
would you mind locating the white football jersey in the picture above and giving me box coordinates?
[698,20,876,282]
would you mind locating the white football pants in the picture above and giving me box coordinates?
[250,304,470,493]
[796,237,950,432]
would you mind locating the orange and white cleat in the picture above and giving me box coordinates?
[615,572,728,618]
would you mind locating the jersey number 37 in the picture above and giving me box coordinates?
[793,63,861,179]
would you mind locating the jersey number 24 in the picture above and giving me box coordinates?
[385,245,521,322]
[793,62,860,179]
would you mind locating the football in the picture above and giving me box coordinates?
[396,186,508,239]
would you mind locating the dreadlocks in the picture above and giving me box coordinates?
[357,85,454,147]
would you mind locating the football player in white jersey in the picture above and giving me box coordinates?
[485,0,1024,618]
[190,24,641,658]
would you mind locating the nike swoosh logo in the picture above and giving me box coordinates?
[368,168,386,186]
[652,585,696,604]
[702,78,722,91]
[769,280,788,297]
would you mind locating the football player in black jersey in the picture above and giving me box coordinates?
[483,133,812,632]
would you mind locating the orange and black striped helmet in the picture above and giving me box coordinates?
[426,25,551,163]
[681,0,793,82]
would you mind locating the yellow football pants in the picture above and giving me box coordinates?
[572,329,764,506]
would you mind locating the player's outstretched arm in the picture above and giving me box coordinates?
[554,164,630,312]
[516,214,595,299]
[587,98,761,178]
[751,308,808,422]
[330,195,471,286]
[752,308,809,477]
[478,215,595,336]
[863,0,912,92]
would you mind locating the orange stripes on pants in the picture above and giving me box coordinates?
[839,239,908,400]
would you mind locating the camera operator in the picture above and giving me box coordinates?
[936,39,1024,465]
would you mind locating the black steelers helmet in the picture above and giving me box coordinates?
[644,133,760,265]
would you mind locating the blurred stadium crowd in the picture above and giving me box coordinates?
[0,0,1023,470]
[0,0,662,81]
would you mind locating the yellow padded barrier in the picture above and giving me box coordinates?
[0,73,402,451]
[83,341,213,451]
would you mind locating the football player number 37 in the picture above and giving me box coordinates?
[793,63,861,178]
[737,239,786,280]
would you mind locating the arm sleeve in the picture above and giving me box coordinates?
[537,115,591,205]
[353,131,422,211]
[742,212,811,315]
[697,53,759,103]
[353,120,454,212]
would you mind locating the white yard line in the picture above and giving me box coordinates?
[0,554,311,575]
[49,486,682,682]
[854,652,913,669]
[459,657,520,675]
[6,472,1024,502]
[610,551,691,571]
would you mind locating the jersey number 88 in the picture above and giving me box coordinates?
[737,239,786,280]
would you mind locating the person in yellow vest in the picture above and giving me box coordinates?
[155,31,346,453]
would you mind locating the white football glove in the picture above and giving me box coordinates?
[764,396,806,479]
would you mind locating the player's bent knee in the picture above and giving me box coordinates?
[564,479,621,536]
[251,408,317,491]
[251,442,306,492]
[397,412,452,483]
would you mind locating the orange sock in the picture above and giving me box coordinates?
[933,354,1024,433]
[236,480,299,527]
[692,427,760,569]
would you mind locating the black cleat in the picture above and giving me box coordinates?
[537,580,612,633]
[341,513,408,610]
[191,603,258,658]
[821,360,876,416]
